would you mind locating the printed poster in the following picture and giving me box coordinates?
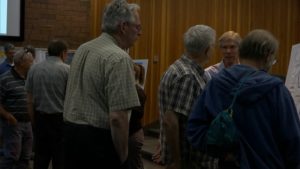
[133,59,148,89]
[285,43,300,118]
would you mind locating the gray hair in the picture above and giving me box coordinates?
[4,43,14,52]
[101,0,140,34]
[13,49,33,65]
[219,31,242,47]
[239,29,278,61]
[184,25,216,55]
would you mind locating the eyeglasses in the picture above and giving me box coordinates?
[127,22,142,31]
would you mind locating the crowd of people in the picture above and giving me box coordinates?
[0,0,300,169]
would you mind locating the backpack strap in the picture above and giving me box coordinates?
[227,71,257,116]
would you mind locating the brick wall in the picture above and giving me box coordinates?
[0,0,91,49]
[296,0,300,43]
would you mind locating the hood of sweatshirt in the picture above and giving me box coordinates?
[204,64,283,114]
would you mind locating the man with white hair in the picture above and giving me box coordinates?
[0,49,34,169]
[63,0,141,169]
[158,24,217,169]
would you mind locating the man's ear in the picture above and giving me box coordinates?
[204,46,210,56]
[265,53,273,65]
[59,51,66,61]
[205,47,209,54]
[120,22,127,34]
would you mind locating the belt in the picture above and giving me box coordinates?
[36,111,62,115]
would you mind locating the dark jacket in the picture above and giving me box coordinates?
[187,64,300,169]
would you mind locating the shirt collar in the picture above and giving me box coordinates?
[180,54,205,75]
[101,32,119,46]
[47,56,63,62]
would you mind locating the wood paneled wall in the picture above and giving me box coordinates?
[90,0,300,126]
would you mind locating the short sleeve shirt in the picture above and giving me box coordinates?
[25,56,70,114]
[63,33,140,129]
[159,55,207,117]
[159,55,217,169]
[158,55,209,166]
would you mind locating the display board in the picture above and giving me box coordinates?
[285,43,300,118]
[0,46,5,63]
[133,59,148,88]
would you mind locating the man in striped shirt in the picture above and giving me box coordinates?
[0,49,34,169]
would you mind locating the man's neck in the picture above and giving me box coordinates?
[112,34,127,50]
[223,58,239,68]
[186,53,207,67]
[14,67,26,79]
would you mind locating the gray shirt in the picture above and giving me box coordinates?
[25,56,70,114]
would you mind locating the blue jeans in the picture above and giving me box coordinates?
[0,121,33,169]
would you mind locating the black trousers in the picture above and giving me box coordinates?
[64,122,128,169]
[34,113,64,169]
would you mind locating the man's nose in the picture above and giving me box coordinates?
[226,48,232,53]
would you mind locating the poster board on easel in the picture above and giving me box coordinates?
[285,43,300,118]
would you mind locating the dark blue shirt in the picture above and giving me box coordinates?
[0,59,13,75]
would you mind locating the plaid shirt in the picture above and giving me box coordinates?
[64,33,140,129]
[159,55,218,169]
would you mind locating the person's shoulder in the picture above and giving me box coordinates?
[163,63,178,77]
[30,61,44,70]
[0,70,12,82]
[0,60,7,70]
[56,61,70,69]
[0,61,4,66]
[0,71,7,79]
[205,62,221,73]
[163,59,190,78]
[74,37,102,55]
[63,63,70,68]
[106,49,131,65]
[62,63,70,72]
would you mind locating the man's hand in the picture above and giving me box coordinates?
[152,142,162,164]
[5,113,17,125]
